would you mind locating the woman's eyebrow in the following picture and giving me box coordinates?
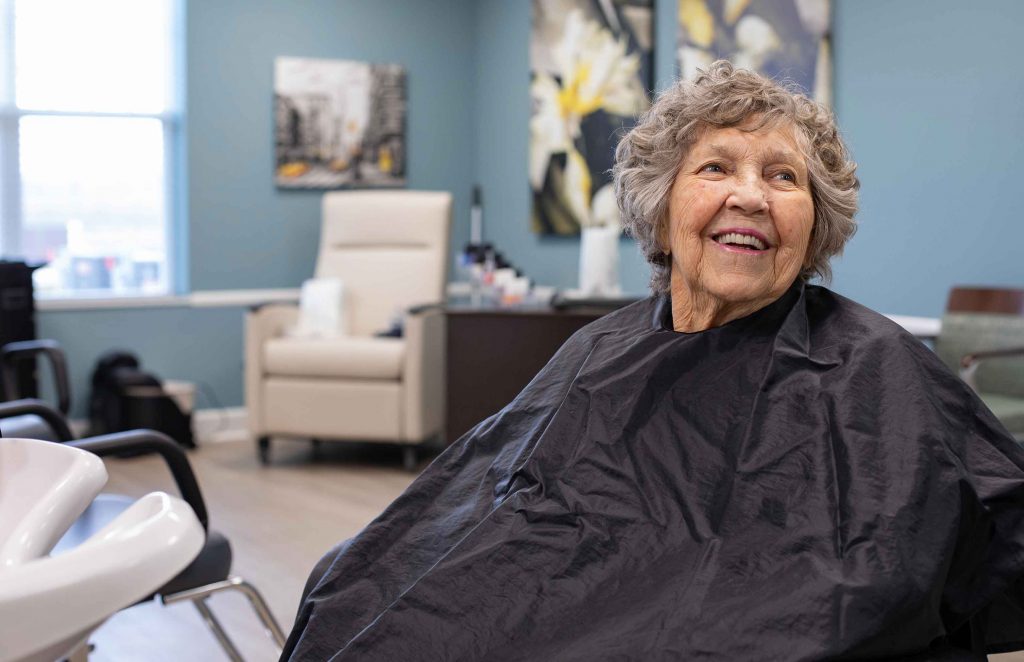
[761,148,805,169]
[694,144,806,172]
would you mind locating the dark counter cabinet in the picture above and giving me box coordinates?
[445,300,636,444]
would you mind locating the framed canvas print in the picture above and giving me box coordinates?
[275,57,406,189]
[677,0,831,105]
[530,0,654,236]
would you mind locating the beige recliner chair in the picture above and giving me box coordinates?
[245,191,452,468]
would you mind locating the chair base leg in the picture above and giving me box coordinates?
[232,578,287,647]
[402,445,417,472]
[193,597,244,662]
[164,575,286,650]
[257,436,270,465]
[65,640,90,662]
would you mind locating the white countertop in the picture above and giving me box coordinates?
[884,314,942,339]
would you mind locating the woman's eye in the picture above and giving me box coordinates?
[700,163,724,174]
[772,171,796,182]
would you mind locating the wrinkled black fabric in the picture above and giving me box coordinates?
[283,283,1024,661]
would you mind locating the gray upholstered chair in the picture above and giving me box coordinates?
[934,287,1024,438]
[245,191,452,467]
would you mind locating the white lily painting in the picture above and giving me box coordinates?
[678,0,831,106]
[530,0,653,236]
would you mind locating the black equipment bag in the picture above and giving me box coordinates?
[88,350,195,449]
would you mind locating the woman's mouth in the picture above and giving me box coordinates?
[711,230,771,254]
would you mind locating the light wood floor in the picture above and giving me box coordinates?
[89,437,423,661]
[85,436,1024,662]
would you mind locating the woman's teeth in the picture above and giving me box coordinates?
[714,232,767,250]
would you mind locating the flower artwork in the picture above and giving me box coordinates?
[678,0,831,105]
[530,0,653,236]
[274,57,406,189]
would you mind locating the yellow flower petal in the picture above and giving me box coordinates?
[680,0,715,49]
[565,146,593,226]
[724,0,751,25]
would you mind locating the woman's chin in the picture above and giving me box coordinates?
[701,275,777,308]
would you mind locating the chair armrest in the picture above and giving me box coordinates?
[402,305,446,442]
[0,339,70,415]
[961,346,1024,368]
[245,303,299,435]
[0,398,74,441]
[68,430,209,531]
[958,346,1024,389]
[407,302,444,315]
[246,302,300,336]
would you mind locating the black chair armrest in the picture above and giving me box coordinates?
[407,302,444,316]
[249,300,299,313]
[0,398,74,441]
[68,429,209,531]
[0,339,71,415]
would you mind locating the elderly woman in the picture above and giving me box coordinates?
[283,62,1024,660]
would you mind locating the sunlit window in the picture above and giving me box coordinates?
[0,0,181,298]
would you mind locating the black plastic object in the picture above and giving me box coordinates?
[0,261,42,400]
[69,429,207,530]
[88,350,195,449]
[0,339,70,415]
[0,398,74,441]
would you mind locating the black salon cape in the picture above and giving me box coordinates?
[283,283,1024,661]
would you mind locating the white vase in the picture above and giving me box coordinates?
[578,226,621,297]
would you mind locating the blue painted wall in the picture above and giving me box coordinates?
[188,0,478,290]
[830,0,1024,315]
[475,0,1024,313]
[38,0,1024,417]
[38,305,248,417]
[40,0,480,417]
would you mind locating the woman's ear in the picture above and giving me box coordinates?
[801,229,817,271]
[657,215,671,255]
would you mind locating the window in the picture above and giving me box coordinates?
[0,0,182,298]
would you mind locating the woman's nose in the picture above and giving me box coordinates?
[726,174,769,214]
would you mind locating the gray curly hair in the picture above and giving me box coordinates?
[613,60,859,293]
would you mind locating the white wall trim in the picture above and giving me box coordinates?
[194,406,248,444]
[189,288,300,308]
[883,314,942,339]
[37,288,300,312]
[68,406,248,445]
[37,295,189,311]
[36,288,944,340]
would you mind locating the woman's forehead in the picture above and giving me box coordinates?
[686,122,804,161]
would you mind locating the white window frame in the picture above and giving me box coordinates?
[0,0,186,302]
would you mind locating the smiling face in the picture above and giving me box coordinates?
[664,121,815,331]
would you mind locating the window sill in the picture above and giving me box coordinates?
[36,288,301,312]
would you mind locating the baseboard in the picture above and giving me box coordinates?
[194,407,248,444]
[69,407,249,446]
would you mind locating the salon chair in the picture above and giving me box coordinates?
[0,437,203,662]
[0,400,287,661]
[246,190,451,468]
[935,286,1024,438]
[0,339,71,441]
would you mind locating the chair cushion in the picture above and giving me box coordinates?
[264,336,404,380]
[979,392,1024,436]
[158,529,232,596]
